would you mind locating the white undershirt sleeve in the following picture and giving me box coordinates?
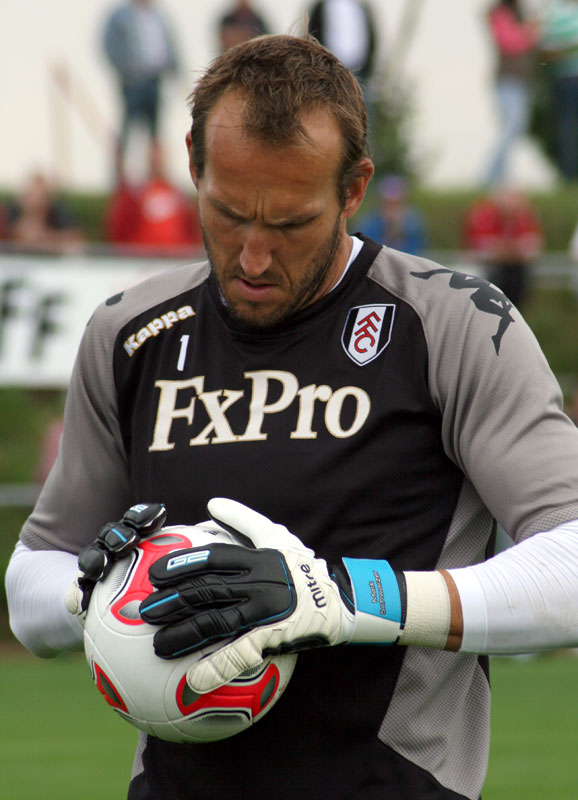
[8,517,578,658]
[5,541,84,657]
[449,518,578,654]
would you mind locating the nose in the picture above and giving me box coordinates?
[239,226,273,278]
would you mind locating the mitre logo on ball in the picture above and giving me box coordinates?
[83,523,297,743]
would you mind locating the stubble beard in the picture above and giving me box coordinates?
[204,216,343,331]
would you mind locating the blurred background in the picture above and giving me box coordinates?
[1,1,577,797]
[0,0,560,190]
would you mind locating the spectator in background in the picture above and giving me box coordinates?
[463,184,543,310]
[357,174,427,255]
[484,0,540,185]
[218,1,270,52]
[102,0,180,177]
[539,0,578,180]
[2,173,85,255]
[308,0,377,91]
[105,143,203,257]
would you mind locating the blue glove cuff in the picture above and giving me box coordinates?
[342,558,406,644]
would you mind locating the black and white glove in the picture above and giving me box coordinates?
[140,499,406,693]
[65,502,166,618]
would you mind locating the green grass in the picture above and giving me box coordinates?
[0,649,136,800]
[522,288,578,383]
[1,648,577,798]
[485,653,578,799]
[0,389,65,482]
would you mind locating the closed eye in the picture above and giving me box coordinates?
[277,215,318,231]
[211,196,317,230]
[279,220,307,230]
[219,207,245,224]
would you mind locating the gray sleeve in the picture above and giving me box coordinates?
[424,273,578,540]
[374,250,578,541]
[19,262,209,554]
[20,304,132,553]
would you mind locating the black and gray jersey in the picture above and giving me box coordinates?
[22,237,578,799]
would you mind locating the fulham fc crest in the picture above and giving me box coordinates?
[341,304,396,365]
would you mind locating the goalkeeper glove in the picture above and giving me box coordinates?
[139,498,406,693]
[65,502,166,617]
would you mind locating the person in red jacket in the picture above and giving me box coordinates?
[463,184,543,310]
[105,143,203,256]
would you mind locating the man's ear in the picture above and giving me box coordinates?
[343,158,374,220]
[185,130,198,188]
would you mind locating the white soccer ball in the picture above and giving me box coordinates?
[83,523,297,743]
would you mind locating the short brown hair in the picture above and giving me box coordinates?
[189,34,370,205]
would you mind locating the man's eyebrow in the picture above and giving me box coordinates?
[209,196,319,227]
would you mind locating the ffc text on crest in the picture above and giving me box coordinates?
[342,304,396,366]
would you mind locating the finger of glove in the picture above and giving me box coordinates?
[77,574,98,613]
[186,633,266,693]
[142,572,295,631]
[207,498,312,553]
[122,502,166,534]
[146,543,289,590]
[97,521,139,556]
[193,519,252,546]
[140,578,239,623]
[151,605,250,658]
[78,543,109,582]
[65,579,85,619]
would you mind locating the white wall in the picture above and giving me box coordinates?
[0,0,556,193]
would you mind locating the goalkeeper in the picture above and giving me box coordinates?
[6,30,578,800]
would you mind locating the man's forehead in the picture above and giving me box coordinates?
[204,91,343,155]
[205,91,245,130]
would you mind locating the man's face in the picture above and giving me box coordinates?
[187,92,371,328]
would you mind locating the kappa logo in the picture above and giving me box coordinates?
[341,304,396,366]
[410,268,514,354]
[123,305,196,357]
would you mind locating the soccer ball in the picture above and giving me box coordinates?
[83,523,297,743]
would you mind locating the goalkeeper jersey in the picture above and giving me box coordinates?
[21,237,578,799]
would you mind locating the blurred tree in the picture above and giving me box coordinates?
[528,60,558,168]
[369,78,421,180]
[367,0,425,180]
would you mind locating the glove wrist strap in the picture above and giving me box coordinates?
[342,558,406,644]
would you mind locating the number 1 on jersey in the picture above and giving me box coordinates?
[177,335,190,372]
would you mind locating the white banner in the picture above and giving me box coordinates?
[0,253,193,387]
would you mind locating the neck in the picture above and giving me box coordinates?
[327,234,352,292]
